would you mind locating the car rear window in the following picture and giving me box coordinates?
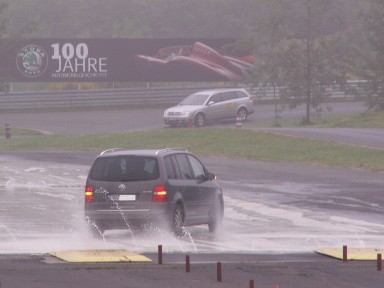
[235,91,248,98]
[89,156,159,182]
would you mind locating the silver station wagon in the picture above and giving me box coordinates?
[163,88,255,127]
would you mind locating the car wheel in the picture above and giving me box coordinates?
[194,113,205,127]
[208,199,223,234]
[237,108,248,122]
[171,204,185,237]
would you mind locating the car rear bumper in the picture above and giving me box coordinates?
[85,207,170,229]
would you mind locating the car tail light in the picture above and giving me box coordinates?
[85,185,95,202]
[152,185,168,202]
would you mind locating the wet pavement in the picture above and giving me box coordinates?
[1,252,384,288]
[1,152,383,256]
[1,102,384,287]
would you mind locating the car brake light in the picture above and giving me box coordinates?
[152,185,168,202]
[85,185,95,202]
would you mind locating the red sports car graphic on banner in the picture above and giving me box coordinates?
[134,42,254,82]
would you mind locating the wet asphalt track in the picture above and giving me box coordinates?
[2,252,384,288]
[1,102,384,288]
[0,101,368,135]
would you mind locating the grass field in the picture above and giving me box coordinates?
[1,109,383,170]
[1,127,383,171]
[244,110,384,128]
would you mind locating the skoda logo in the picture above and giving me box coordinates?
[16,44,48,78]
[118,184,126,192]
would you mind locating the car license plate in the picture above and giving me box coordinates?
[108,194,136,201]
[119,195,136,201]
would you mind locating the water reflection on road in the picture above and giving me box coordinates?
[1,155,384,255]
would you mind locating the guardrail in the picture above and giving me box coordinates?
[0,85,235,110]
[0,82,363,110]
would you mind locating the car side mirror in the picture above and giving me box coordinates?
[208,101,215,106]
[207,172,216,180]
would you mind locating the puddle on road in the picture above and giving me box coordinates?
[1,156,384,254]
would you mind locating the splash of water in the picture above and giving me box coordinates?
[355,232,366,248]
[0,225,24,252]
[87,187,202,253]
[92,187,139,250]
[5,178,16,190]
[0,225,17,241]
[5,177,50,190]
[85,217,109,247]
[110,200,139,250]
[183,229,197,252]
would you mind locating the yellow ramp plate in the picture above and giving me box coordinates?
[316,248,384,261]
[51,249,152,263]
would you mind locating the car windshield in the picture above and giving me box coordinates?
[89,156,159,182]
[179,93,210,105]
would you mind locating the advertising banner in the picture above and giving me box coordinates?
[0,39,254,82]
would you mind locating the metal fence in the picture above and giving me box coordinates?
[0,82,364,110]
[0,85,233,110]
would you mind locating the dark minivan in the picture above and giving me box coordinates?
[84,148,224,237]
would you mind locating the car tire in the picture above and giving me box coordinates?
[208,199,223,234]
[171,204,185,237]
[237,108,248,122]
[194,113,205,127]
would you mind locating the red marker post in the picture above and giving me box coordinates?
[186,255,190,273]
[5,123,11,139]
[217,262,222,282]
[343,245,348,262]
[158,245,163,265]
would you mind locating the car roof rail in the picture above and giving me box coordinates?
[155,148,188,155]
[99,148,125,155]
